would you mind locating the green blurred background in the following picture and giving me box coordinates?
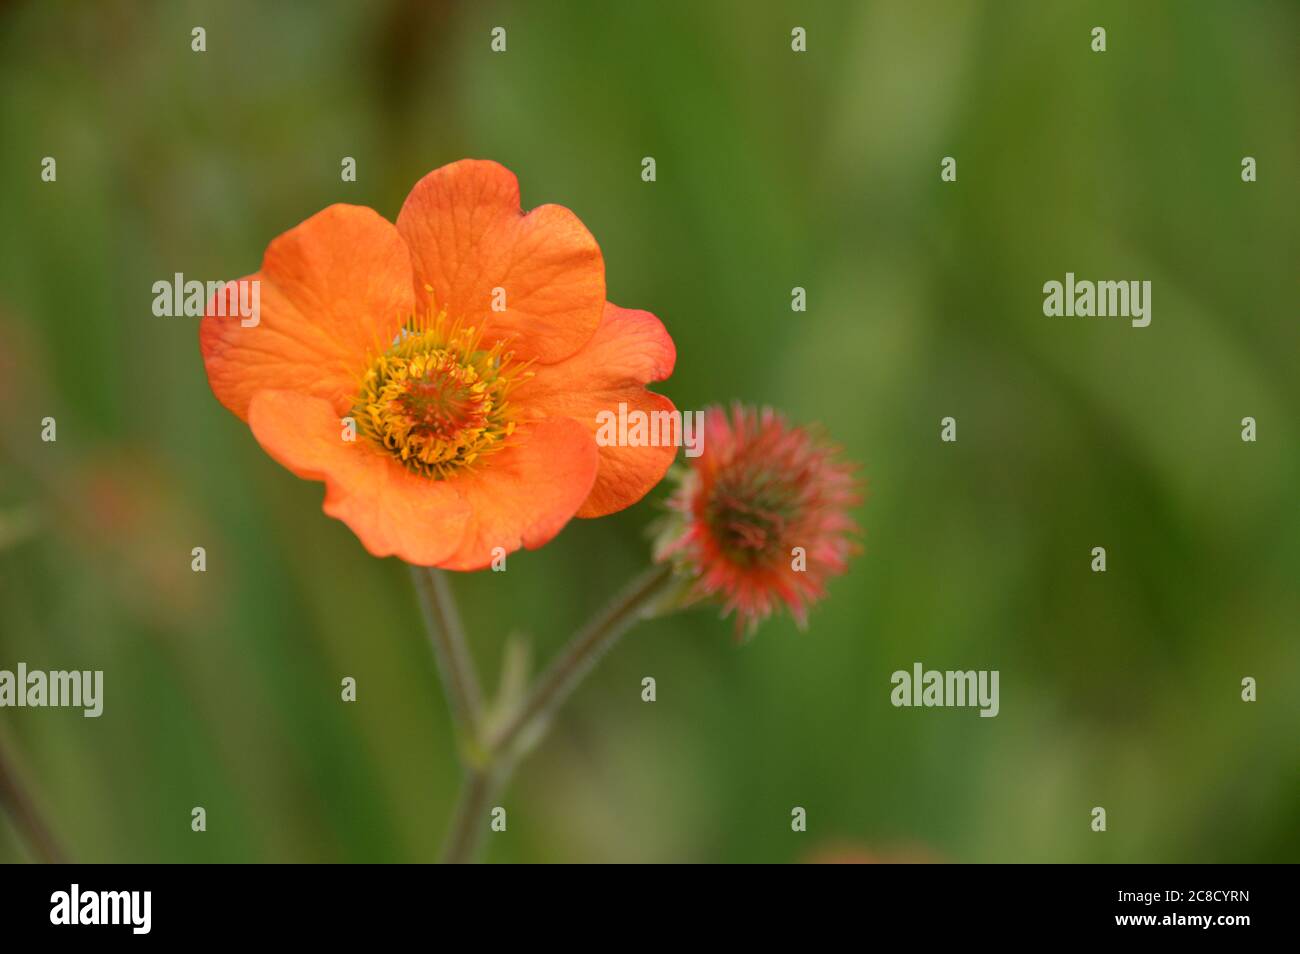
[1,0,1296,863]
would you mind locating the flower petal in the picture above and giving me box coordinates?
[525,303,678,517]
[248,390,470,565]
[395,159,605,365]
[200,205,415,420]
[437,416,599,571]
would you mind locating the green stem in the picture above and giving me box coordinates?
[438,766,500,864]
[415,561,677,863]
[486,563,675,760]
[410,565,483,740]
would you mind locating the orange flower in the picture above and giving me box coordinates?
[200,160,676,569]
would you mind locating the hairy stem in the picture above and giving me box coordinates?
[410,565,483,740]
[439,766,501,864]
[487,563,674,759]
[416,561,676,863]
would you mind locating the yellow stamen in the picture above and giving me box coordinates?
[352,313,527,479]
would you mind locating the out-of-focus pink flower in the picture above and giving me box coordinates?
[656,404,862,636]
[804,841,942,864]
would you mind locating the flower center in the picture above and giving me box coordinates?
[353,317,527,479]
[704,475,794,566]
